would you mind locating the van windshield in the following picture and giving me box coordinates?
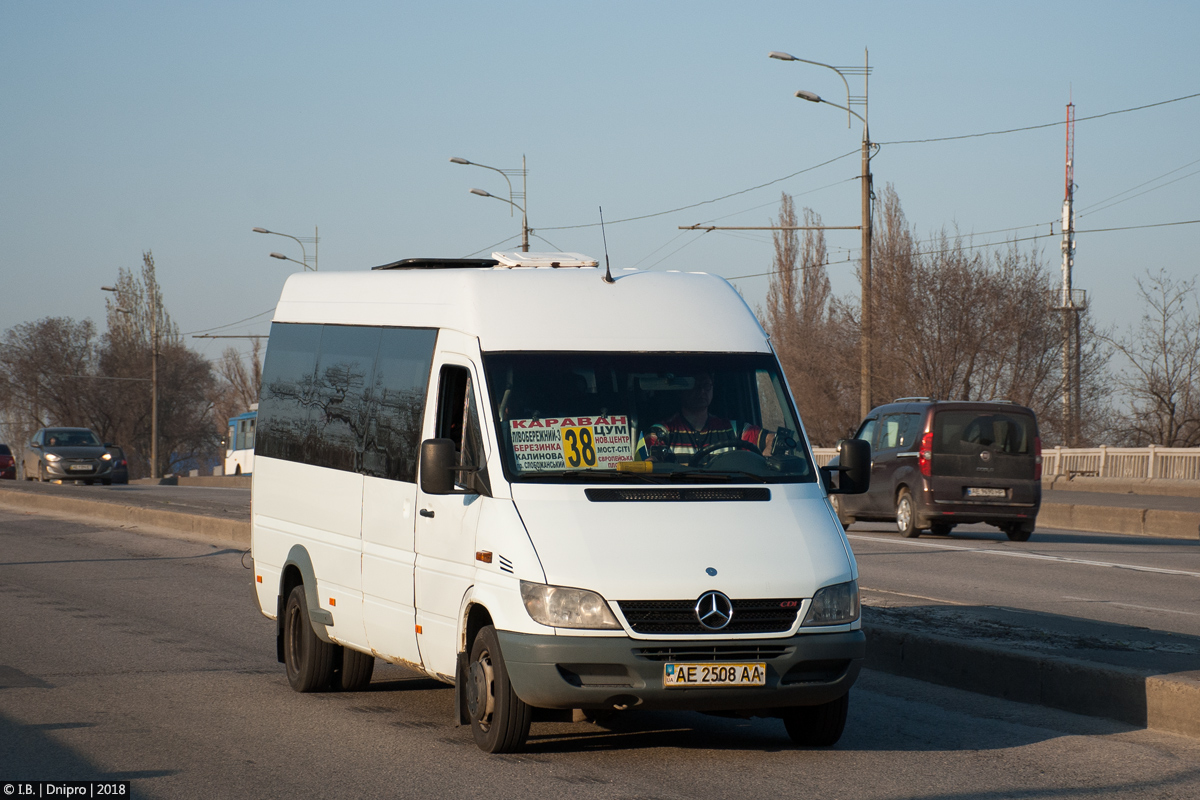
[482,352,816,484]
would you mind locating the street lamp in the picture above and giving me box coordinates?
[253,226,318,270]
[269,252,310,271]
[771,49,875,418]
[450,156,530,252]
[102,284,159,479]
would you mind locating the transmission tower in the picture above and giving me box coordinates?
[1053,102,1087,446]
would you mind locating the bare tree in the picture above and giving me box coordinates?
[1106,270,1200,446]
[0,317,99,451]
[760,193,856,444]
[212,340,263,447]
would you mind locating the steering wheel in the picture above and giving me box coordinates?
[689,439,762,467]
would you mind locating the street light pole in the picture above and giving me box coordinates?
[772,49,874,417]
[450,156,530,251]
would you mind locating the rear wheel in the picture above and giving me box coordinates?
[332,646,375,691]
[466,625,532,753]
[782,692,850,747]
[896,488,920,538]
[1003,522,1034,542]
[283,584,335,692]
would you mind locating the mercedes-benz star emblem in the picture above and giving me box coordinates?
[695,590,734,630]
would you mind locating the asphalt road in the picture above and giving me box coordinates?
[0,480,251,520]
[4,509,1200,798]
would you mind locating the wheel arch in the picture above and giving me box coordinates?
[276,545,334,646]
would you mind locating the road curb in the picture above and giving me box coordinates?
[1038,501,1200,539]
[0,489,250,545]
[864,622,1200,739]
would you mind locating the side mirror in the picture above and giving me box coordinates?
[822,438,871,495]
[30,442,41,449]
[419,438,489,496]
[420,438,458,495]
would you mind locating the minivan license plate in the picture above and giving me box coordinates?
[966,487,1006,498]
[664,662,766,688]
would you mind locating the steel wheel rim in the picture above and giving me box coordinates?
[896,496,911,533]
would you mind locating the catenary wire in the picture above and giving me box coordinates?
[879,92,1200,146]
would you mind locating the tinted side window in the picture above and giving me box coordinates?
[257,323,322,463]
[310,325,381,472]
[878,414,907,450]
[362,328,437,483]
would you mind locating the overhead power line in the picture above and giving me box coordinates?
[880,91,1200,146]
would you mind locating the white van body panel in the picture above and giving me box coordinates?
[252,455,368,647]
[510,483,854,610]
[361,475,421,666]
[273,269,770,355]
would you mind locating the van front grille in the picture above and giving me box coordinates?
[633,644,790,662]
[617,599,800,635]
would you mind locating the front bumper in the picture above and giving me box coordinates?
[497,629,865,712]
[43,461,113,479]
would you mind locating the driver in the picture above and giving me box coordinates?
[637,372,773,464]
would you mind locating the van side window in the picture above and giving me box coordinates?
[310,325,382,472]
[257,323,323,463]
[878,413,921,450]
[436,365,488,489]
[362,327,437,483]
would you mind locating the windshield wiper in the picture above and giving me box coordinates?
[666,469,771,484]
[529,469,660,483]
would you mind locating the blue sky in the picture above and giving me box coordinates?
[2,1,1197,369]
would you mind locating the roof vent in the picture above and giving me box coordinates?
[491,251,599,269]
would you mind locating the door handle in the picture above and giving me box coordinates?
[419,508,435,518]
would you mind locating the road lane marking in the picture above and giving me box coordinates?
[859,587,970,606]
[1061,595,1200,617]
[847,534,1200,578]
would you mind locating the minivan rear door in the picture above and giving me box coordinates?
[930,409,1038,504]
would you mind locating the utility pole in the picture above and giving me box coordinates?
[150,283,159,479]
[1053,102,1087,446]
[858,52,873,419]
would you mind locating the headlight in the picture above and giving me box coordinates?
[44,453,62,462]
[801,580,859,626]
[101,452,113,461]
[520,581,621,629]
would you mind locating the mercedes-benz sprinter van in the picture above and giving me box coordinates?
[250,252,870,753]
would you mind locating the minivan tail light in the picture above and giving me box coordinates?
[1034,436,1042,480]
[918,432,934,477]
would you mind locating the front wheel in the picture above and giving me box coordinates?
[283,584,335,692]
[782,692,850,746]
[466,625,532,753]
[896,488,920,538]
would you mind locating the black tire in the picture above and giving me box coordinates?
[332,645,375,692]
[283,584,335,692]
[896,488,920,538]
[783,692,850,747]
[929,522,953,537]
[1004,522,1033,542]
[466,625,532,753]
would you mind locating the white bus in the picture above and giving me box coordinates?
[224,405,257,476]
[249,252,870,753]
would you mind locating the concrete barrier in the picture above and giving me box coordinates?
[0,488,250,545]
[865,622,1200,739]
[1038,501,1200,539]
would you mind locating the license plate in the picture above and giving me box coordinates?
[663,662,766,688]
[966,487,1006,498]
[68,464,93,471]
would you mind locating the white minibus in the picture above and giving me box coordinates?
[250,252,870,753]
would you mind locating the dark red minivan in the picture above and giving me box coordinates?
[832,399,1041,541]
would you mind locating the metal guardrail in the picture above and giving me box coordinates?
[811,445,1200,480]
